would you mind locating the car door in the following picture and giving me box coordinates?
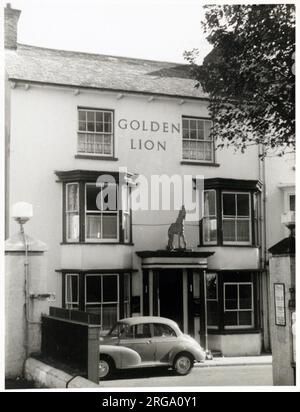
[151,323,178,363]
[118,323,156,362]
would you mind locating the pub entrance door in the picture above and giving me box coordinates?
[158,269,183,331]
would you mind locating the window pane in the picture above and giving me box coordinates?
[79,111,86,121]
[223,219,236,241]
[96,111,103,122]
[204,120,213,140]
[237,219,250,242]
[203,217,217,243]
[102,214,118,239]
[238,311,252,326]
[86,214,102,239]
[66,275,78,303]
[87,122,95,132]
[197,128,204,140]
[224,311,238,326]
[204,190,216,216]
[79,121,86,131]
[96,184,117,211]
[104,112,112,123]
[190,120,196,129]
[204,142,212,160]
[87,111,94,122]
[67,213,79,241]
[289,194,295,212]
[103,275,118,302]
[124,274,130,300]
[223,193,236,216]
[196,141,204,160]
[86,184,101,211]
[67,184,79,211]
[182,119,189,129]
[183,129,189,139]
[239,284,252,309]
[134,324,151,338]
[94,134,104,153]
[206,274,218,300]
[86,276,101,303]
[123,213,130,242]
[190,129,197,139]
[207,301,219,327]
[237,194,250,216]
[225,284,238,309]
[95,122,104,133]
[153,323,176,337]
[102,305,118,329]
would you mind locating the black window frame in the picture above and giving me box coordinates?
[56,170,133,245]
[62,270,132,325]
[199,178,261,247]
[206,270,260,333]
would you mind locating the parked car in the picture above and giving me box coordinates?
[99,316,206,379]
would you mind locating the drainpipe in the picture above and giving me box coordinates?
[258,144,270,351]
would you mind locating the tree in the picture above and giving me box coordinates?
[184,4,295,156]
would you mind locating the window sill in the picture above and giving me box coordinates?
[198,244,258,248]
[208,329,262,335]
[181,161,220,167]
[75,154,119,161]
[60,242,134,246]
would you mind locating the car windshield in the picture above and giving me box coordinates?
[107,322,128,337]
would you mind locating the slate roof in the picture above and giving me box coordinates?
[5,44,208,100]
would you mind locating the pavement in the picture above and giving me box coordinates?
[99,356,273,387]
[196,354,272,368]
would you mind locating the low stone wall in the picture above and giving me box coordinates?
[24,358,99,388]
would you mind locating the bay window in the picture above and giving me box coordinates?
[57,170,132,244]
[224,282,254,329]
[199,178,260,247]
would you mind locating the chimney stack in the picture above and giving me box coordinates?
[5,3,21,49]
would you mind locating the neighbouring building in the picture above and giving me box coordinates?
[5,5,295,357]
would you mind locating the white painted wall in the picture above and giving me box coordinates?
[265,153,295,249]
[8,84,262,306]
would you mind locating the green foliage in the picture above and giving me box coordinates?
[184,4,295,156]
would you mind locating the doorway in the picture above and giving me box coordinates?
[158,269,183,330]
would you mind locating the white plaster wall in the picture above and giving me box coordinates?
[208,333,262,356]
[264,154,295,249]
[8,85,261,305]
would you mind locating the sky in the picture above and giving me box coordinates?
[3,0,212,63]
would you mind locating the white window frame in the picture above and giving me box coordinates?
[85,182,119,242]
[65,274,79,309]
[77,108,114,157]
[85,274,120,330]
[182,117,214,163]
[203,189,217,245]
[206,273,219,330]
[222,191,252,245]
[223,282,254,330]
[65,182,80,243]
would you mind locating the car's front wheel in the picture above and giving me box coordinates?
[173,353,194,376]
[99,356,115,380]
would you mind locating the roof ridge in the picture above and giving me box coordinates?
[17,43,189,66]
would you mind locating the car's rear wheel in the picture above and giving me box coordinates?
[173,353,194,375]
[99,356,115,380]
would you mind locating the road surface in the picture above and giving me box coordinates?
[99,364,273,387]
